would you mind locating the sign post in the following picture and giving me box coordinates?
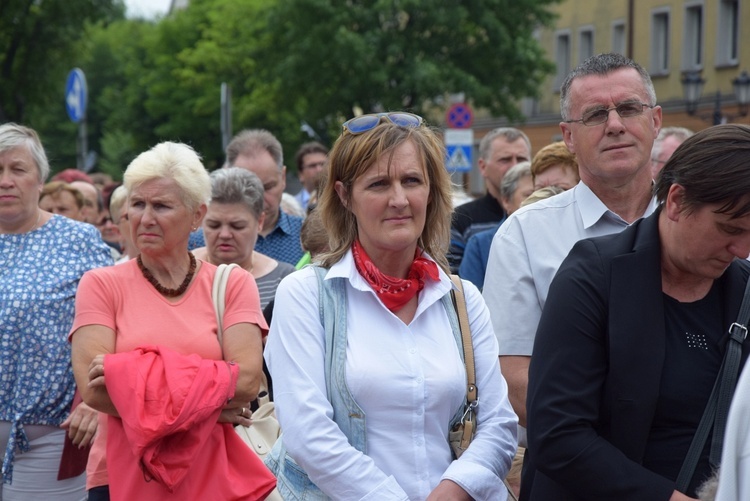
[65,68,88,171]
[221,83,232,151]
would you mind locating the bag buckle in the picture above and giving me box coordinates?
[729,322,748,342]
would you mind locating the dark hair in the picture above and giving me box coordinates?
[654,124,750,218]
[295,141,328,172]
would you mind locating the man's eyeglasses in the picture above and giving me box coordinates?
[564,102,654,126]
[342,112,423,135]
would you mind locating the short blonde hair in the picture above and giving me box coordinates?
[530,141,579,181]
[124,142,210,211]
[520,185,565,208]
[40,181,85,209]
[317,119,453,272]
[109,185,128,222]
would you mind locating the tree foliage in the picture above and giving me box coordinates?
[0,0,124,124]
[7,0,559,178]
[259,0,560,133]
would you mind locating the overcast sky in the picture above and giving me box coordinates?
[123,0,172,19]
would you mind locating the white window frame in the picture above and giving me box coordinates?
[650,8,670,76]
[716,0,739,67]
[681,2,704,71]
[611,20,626,56]
[578,26,595,64]
[553,30,572,91]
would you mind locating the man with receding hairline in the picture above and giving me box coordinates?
[225,129,304,265]
[448,127,531,273]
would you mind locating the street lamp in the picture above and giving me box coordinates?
[681,70,750,125]
[734,71,750,116]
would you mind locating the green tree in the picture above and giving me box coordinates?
[0,0,124,124]
[76,18,160,179]
[143,0,303,169]
[259,0,560,133]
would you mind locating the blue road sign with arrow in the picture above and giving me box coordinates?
[65,68,88,123]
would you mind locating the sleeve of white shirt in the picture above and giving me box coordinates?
[715,361,750,501]
[264,268,409,501]
[483,215,541,356]
[441,279,519,500]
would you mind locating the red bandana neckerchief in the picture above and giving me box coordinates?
[351,239,440,312]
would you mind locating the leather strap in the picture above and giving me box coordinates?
[449,274,477,450]
[212,263,270,401]
[675,276,750,492]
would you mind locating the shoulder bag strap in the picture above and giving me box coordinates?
[676,276,750,492]
[212,263,240,345]
[211,263,270,403]
[449,274,477,450]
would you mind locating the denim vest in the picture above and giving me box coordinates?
[265,266,465,500]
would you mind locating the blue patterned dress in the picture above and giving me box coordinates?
[0,215,112,483]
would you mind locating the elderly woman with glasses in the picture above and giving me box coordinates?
[265,112,518,500]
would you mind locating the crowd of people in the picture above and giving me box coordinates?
[2,51,750,501]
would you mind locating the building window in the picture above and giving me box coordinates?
[579,27,594,64]
[650,10,670,75]
[554,31,571,90]
[682,4,703,70]
[612,21,626,56]
[717,0,739,66]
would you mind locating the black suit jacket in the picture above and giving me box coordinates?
[522,211,750,501]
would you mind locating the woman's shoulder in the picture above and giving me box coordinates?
[79,259,139,294]
[38,214,96,243]
[42,215,113,259]
[44,214,98,238]
[276,265,327,296]
[271,260,297,278]
[85,258,137,279]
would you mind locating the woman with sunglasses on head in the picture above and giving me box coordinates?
[265,112,518,500]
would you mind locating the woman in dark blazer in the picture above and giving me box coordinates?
[523,124,750,501]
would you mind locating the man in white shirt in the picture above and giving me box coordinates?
[483,52,662,440]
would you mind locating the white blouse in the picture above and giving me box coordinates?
[265,250,517,500]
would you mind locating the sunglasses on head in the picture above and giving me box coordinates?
[342,112,423,135]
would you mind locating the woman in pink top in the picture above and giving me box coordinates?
[70,142,275,500]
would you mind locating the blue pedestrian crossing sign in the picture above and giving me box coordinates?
[444,129,474,172]
[65,68,88,123]
[446,145,472,172]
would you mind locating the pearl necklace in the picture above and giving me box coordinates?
[137,252,197,297]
